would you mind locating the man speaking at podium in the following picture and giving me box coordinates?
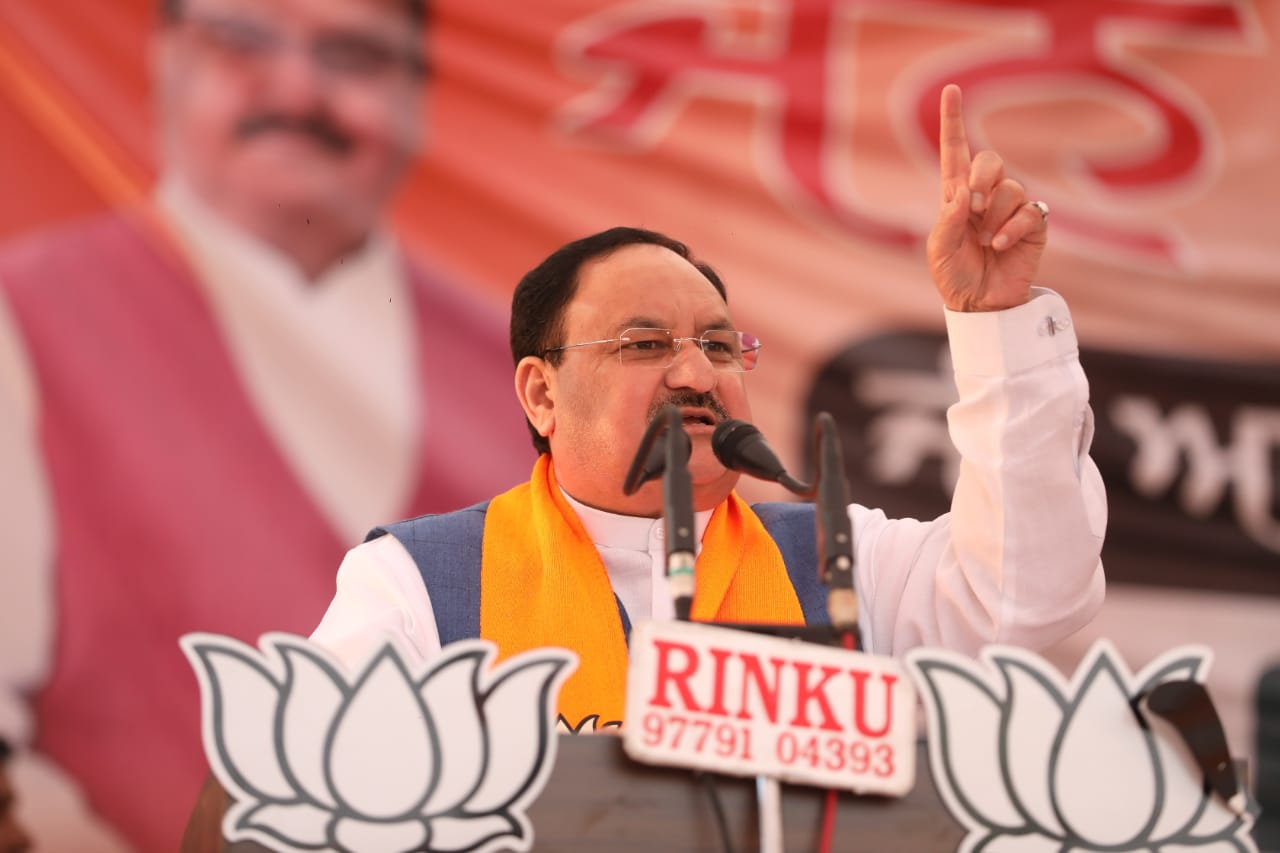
[311,85,1107,730]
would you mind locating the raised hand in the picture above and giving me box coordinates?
[926,84,1048,312]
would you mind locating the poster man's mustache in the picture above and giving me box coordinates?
[235,114,354,154]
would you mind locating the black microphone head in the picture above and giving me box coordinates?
[712,419,787,482]
[711,419,755,464]
[815,412,851,507]
[623,407,691,495]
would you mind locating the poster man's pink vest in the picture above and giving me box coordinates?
[0,211,531,852]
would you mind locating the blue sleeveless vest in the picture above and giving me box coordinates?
[370,501,829,645]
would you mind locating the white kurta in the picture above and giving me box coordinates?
[310,288,1107,675]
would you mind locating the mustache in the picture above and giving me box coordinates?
[235,113,354,154]
[647,390,730,426]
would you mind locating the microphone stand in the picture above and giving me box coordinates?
[623,406,696,620]
[813,412,859,646]
[661,407,696,620]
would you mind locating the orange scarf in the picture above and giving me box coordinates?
[480,455,804,728]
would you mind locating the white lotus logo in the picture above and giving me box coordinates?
[906,641,1256,853]
[181,633,575,853]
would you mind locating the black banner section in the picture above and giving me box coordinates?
[804,332,1280,597]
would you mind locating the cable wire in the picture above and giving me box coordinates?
[695,770,736,853]
[817,629,857,853]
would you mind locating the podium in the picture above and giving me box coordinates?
[185,736,963,852]
[181,634,1263,852]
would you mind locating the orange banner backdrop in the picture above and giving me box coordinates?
[4,0,1277,450]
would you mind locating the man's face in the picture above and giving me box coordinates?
[538,243,753,516]
[154,0,424,238]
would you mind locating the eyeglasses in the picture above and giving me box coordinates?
[544,328,762,372]
[179,13,428,82]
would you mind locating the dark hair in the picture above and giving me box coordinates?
[509,226,728,455]
[0,738,10,763]
[159,0,430,29]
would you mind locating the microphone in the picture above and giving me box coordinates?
[713,414,860,642]
[814,412,858,638]
[622,407,696,620]
[624,410,692,496]
[712,420,808,495]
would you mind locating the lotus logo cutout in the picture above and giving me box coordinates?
[906,640,1256,852]
[181,633,576,853]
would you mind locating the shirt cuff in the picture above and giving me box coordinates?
[944,287,1078,377]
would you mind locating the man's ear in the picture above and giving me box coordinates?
[515,356,555,441]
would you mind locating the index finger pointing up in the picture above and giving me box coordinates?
[939,83,971,183]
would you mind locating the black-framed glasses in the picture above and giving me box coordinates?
[180,13,428,81]
[543,327,762,372]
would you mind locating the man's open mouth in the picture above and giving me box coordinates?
[681,410,717,427]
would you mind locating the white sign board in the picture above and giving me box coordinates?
[623,620,916,796]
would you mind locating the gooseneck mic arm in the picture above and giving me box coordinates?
[623,406,696,620]
[814,413,858,639]
[624,407,677,495]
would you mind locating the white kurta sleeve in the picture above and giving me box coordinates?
[309,534,444,674]
[855,288,1107,657]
